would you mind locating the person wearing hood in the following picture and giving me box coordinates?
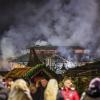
[81,77,100,100]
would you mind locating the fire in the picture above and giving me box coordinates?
[9,62,26,70]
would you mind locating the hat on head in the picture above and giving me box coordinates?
[89,77,100,90]
[87,77,100,98]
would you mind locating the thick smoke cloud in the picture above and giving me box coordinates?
[0,0,100,59]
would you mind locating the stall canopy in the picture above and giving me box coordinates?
[5,64,62,81]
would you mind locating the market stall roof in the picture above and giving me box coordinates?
[64,61,100,77]
[5,64,62,81]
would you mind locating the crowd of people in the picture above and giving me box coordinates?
[0,76,100,100]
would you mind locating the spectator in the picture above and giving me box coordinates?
[30,84,37,100]
[0,80,8,100]
[33,78,48,100]
[61,78,80,100]
[7,78,14,90]
[40,78,48,88]
[8,79,32,100]
[44,79,64,100]
[81,77,100,100]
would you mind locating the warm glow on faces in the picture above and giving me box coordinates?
[64,79,72,88]
[41,79,48,87]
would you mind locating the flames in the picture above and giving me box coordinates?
[9,62,26,70]
[0,58,26,71]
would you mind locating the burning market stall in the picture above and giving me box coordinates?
[5,64,62,83]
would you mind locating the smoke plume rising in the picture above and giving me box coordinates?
[0,0,100,60]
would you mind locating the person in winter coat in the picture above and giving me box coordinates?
[81,77,100,100]
[0,81,8,100]
[61,79,80,100]
[33,78,48,100]
[44,79,64,100]
[8,79,32,100]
